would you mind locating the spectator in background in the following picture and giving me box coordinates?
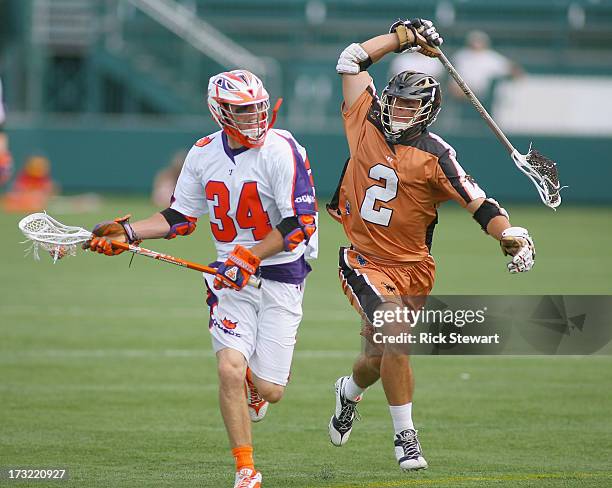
[2,154,57,212]
[449,30,523,109]
[151,150,187,207]
[0,76,13,185]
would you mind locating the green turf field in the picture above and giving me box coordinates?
[1,198,611,487]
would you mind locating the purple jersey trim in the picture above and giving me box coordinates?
[222,132,250,162]
[210,255,311,285]
[260,255,311,284]
[278,134,316,216]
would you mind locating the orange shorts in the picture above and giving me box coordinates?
[338,247,435,325]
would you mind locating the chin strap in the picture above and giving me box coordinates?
[222,98,283,149]
[268,98,283,130]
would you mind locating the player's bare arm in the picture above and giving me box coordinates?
[82,207,196,256]
[338,34,398,110]
[130,212,171,239]
[249,229,283,260]
[337,19,442,109]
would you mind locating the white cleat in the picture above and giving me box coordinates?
[245,368,268,422]
[234,467,262,488]
[328,376,361,446]
[394,429,428,471]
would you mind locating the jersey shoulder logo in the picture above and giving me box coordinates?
[195,136,212,147]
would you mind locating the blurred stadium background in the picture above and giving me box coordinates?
[1,0,612,199]
[1,1,612,487]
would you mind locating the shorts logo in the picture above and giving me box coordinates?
[225,266,239,281]
[222,317,238,330]
[212,316,242,337]
[382,282,396,293]
[294,193,315,205]
[345,201,351,215]
[357,254,367,266]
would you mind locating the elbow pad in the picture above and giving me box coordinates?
[276,215,317,251]
[160,208,197,239]
[472,198,509,233]
[336,43,372,75]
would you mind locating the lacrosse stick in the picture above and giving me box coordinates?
[435,49,563,209]
[18,212,262,288]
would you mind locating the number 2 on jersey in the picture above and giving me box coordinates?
[205,181,272,242]
[360,164,399,226]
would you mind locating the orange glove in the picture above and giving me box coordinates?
[214,245,261,291]
[82,215,140,256]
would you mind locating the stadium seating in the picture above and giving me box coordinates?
[3,0,612,115]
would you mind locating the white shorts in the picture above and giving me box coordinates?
[204,275,305,386]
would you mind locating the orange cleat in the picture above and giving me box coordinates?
[234,467,262,488]
[245,368,268,422]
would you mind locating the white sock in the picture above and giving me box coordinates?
[343,375,366,402]
[389,403,414,434]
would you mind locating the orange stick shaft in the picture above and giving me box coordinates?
[109,240,261,288]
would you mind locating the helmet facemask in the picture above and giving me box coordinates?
[380,72,441,143]
[217,100,270,147]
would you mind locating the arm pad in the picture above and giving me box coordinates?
[276,215,317,252]
[336,43,372,75]
[472,198,509,233]
[160,207,197,239]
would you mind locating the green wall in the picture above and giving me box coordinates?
[5,122,612,204]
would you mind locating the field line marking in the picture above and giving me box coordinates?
[2,349,612,360]
[0,348,357,359]
[328,471,612,488]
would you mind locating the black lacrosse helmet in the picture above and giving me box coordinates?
[380,70,442,143]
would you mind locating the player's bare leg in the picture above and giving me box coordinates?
[217,349,251,446]
[249,371,285,403]
[216,349,262,487]
[352,350,382,389]
[378,302,427,471]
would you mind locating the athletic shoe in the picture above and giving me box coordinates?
[234,467,262,488]
[394,428,428,471]
[245,368,268,422]
[329,376,361,446]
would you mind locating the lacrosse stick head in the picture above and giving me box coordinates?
[511,146,564,209]
[18,212,92,263]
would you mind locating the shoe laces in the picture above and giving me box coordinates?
[396,429,422,458]
[337,394,360,430]
[246,377,264,405]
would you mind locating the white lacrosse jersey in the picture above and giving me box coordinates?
[170,128,318,271]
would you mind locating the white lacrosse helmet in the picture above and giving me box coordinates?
[207,70,272,148]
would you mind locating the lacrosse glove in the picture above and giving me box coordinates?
[389,18,443,57]
[500,227,535,273]
[214,245,261,291]
[83,214,140,256]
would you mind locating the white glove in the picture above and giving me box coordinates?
[500,227,535,274]
[410,18,443,47]
[336,43,370,75]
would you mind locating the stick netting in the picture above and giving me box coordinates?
[512,146,564,209]
[18,212,91,263]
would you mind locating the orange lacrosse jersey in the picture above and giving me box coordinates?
[334,85,486,263]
